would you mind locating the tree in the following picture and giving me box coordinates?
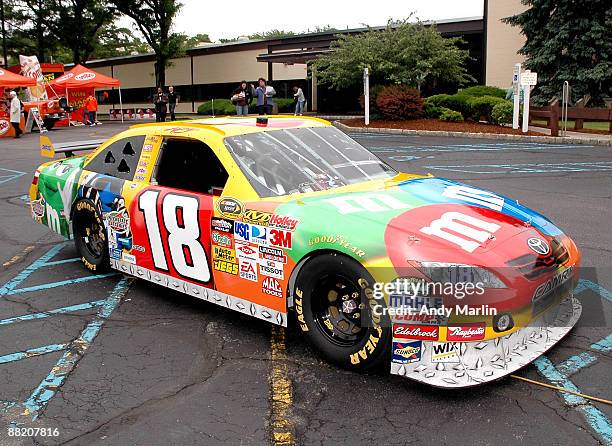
[90,25,151,59]
[504,0,611,105]
[18,0,116,64]
[112,0,183,87]
[248,29,295,40]
[182,33,211,48]
[312,20,474,91]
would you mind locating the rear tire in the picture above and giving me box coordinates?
[294,254,390,371]
[72,199,109,273]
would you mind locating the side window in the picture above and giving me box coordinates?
[85,135,145,180]
[153,138,228,195]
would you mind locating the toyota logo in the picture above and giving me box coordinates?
[527,237,550,256]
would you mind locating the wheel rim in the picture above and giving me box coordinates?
[311,274,369,347]
[78,214,105,259]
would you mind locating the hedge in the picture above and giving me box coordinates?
[439,107,463,122]
[467,96,508,122]
[197,97,297,115]
[375,85,424,120]
[491,101,514,125]
[459,85,507,98]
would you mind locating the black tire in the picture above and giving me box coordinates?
[72,199,109,273]
[294,253,391,371]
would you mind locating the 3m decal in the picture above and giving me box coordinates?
[268,229,292,249]
[446,323,486,341]
[139,190,211,282]
[262,277,283,298]
[324,194,410,215]
[431,342,460,363]
[392,340,422,364]
[420,211,501,253]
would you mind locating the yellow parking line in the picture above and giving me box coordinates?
[2,246,35,268]
[269,325,296,446]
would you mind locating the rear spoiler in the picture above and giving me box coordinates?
[40,135,106,158]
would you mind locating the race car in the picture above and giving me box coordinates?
[29,116,582,388]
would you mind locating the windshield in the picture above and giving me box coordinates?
[224,127,396,197]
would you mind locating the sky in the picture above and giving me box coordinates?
[124,0,484,41]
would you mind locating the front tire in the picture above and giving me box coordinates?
[72,199,109,272]
[294,254,391,371]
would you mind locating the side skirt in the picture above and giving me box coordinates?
[110,258,287,327]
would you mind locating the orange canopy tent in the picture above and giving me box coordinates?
[47,64,123,122]
[0,67,37,88]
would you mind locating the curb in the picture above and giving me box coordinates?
[333,121,612,146]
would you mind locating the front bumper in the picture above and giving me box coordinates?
[390,295,582,388]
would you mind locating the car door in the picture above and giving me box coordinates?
[124,136,226,291]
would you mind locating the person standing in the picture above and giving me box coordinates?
[254,78,275,115]
[9,91,22,138]
[293,86,306,116]
[231,81,254,116]
[84,92,99,126]
[168,86,179,121]
[153,87,168,122]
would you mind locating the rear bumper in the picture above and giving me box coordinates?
[390,295,581,388]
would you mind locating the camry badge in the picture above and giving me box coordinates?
[527,237,550,256]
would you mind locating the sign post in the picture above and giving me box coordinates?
[363,67,369,126]
[520,70,537,133]
[512,63,521,129]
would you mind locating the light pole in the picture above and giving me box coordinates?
[0,0,8,68]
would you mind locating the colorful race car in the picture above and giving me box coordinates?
[29,116,582,388]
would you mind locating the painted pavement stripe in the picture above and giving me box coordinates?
[0,344,68,365]
[425,162,612,174]
[0,168,26,185]
[0,244,66,296]
[575,279,612,303]
[4,273,119,296]
[23,277,131,418]
[591,334,612,352]
[43,258,81,267]
[0,300,107,326]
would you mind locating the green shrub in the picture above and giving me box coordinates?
[375,85,424,120]
[425,94,451,108]
[425,94,470,118]
[439,107,464,122]
[459,85,506,98]
[491,100,514,125]
[197,99,236,115]
[424,102,443,119]
[275,98,296,113]
[467,95,507,122]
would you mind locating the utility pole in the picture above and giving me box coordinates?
[0,0,8,68]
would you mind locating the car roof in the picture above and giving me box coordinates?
[129,115,331,138]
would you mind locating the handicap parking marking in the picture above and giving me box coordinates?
[534,279,612,444]
[424,161,612,174]
[0,243,129,420]
[0,167,26,186]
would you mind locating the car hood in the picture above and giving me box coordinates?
[275,176,565,266]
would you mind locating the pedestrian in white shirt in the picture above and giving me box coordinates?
[293,86,305,115]
[9,91,22,138]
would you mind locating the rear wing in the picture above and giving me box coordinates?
[40,135,106,158]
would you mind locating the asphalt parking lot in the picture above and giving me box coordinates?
[0,122,610,445]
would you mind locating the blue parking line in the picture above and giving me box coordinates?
[0,168,26,185]
[0,244,65,296]
[591,334,612,352]
[556,352,598,377]
[0,300,106,326]
[43,258,81,267]
[0,344,68,365]
[23,277,130,418]
[575,279,612,303]
[425,162,612,174]
[4,273,118,296]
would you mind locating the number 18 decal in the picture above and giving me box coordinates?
[138,190,211,282]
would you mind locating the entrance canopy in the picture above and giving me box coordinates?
[48,64,120,89]
[0,68,37,88]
